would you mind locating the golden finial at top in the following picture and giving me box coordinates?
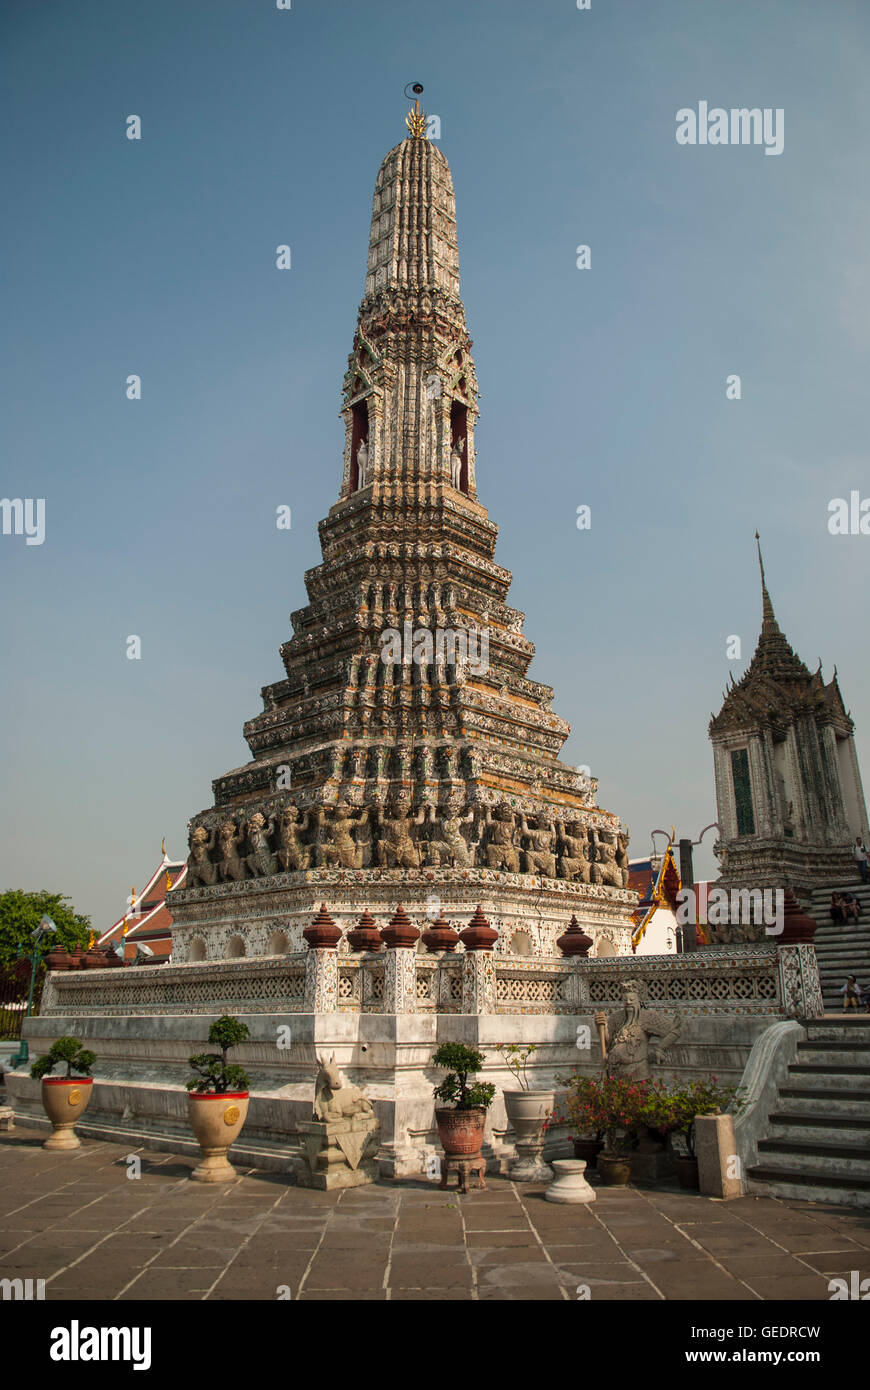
[403,82,428,139]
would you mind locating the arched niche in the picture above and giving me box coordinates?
[268,930,289,956]
[227,935,246,959]
[189,938,206,962]
[510,930,533,957]
[349,401,369,491]
[595,937,617,958]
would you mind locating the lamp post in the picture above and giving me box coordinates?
[9,915,58,1068]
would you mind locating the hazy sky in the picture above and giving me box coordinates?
[3,0,869,929]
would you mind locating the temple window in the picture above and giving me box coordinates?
[731,748,756,835]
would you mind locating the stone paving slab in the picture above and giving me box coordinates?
[1,1125,869,1301]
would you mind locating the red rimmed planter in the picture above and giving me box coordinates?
[40,1077,94,1150]
[435,1107,487,1157]
[187,1091,250,1183]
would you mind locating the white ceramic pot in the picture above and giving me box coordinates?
[503,1088,555,1182]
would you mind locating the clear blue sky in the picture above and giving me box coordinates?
[3,0,869,928]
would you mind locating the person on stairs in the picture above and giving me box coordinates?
[840,890,861,924]
[854,836,868,884]
[838,976,864,1011]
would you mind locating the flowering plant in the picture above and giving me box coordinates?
[556,1072,652,1156]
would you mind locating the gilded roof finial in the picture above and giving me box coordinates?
[404,81,428,139]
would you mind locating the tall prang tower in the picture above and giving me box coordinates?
[709,537,868,903]
[170,99,637,962]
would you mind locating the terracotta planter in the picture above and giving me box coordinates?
[572,1137,604,1170]
[674,1155,700,1190]
[597,1152,632,1186]
[187,1092,250,1182]
[67,949,87,971]
[435,1106,487,1157]
[41,1077,94,1150]
[83,949,109,970]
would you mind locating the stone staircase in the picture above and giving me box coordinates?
[807,881,870,1012]
[747,1017,870,1205]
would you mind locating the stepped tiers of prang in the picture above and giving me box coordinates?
[171,108,637,963]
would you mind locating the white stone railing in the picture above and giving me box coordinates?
[38,942,822,1020]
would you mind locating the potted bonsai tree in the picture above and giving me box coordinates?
[496,1042,556,1181]
[30,1036,97,1150]
[432,1042,495,1159]
[186,1014,251,1183]
[665,1077,740,1189]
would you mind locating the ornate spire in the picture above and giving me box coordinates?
[748,534,810,683]
[710,536,814,732]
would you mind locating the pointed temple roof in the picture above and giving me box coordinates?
[709,536,851,735]
[98,847,186,961]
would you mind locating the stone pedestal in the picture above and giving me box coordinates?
[296,1112,379,1190]
[696,1113,743,1199]
[0,1107,14,1132]
[545,1158,596,1204]
[440,1153,486,1194]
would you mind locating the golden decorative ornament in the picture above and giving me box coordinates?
[223,1104,240,1126]
[68,1089,81,1107]
[404,99,428,139]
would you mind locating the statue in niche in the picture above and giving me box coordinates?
[314,802,370,869]
[556,819,591,884]
[276,806,313,872]
[615,831,630,887]
[520,808,558,878]
[187,824,218,887]
[245,811,278,878]
[216,820,247,882]
[589,830,624,888]
[422,803,479,868]
[450,437,464,489]
[479,802,521,873]
[375,794,426,869]
[595,981,682,1082]
[356,438,369,490]
[314,1052,373,1121]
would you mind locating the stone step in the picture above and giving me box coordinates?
[768,1112,870,1145]
[778,1085,870,1117]
[796,1043,870,1067]
[756,1137,870,1177]
[746,1164,870,1207]
[803,1020,870,1039]
[788,1061,870,1080]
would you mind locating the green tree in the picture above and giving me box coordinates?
[0,890,92,968]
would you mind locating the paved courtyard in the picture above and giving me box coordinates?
[1,1125,868,1301]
